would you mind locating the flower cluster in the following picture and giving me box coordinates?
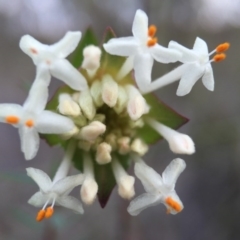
[0,9,229,221]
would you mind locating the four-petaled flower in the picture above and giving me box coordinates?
[27,168,84,221]
[128,158,186,216]
[20,31,88,91]
[169,37,229,96]
[103,9,181,91]
[0,80,75,160]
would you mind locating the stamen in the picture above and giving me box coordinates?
[213,53,226,62]
[165,197,182,212]
[30,48,38,54]
[148,25,157,37]
[45,207,54,219]
[216,42,230,53]
[147,37,158,47]
[5,115,19,124]
[25,119,34,128]
[36,209,46,222]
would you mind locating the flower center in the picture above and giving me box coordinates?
[165,197,182,212]
[36,198,55,222]
[147,25,158,47]
[25,119,34,128]
[5,115,20,124]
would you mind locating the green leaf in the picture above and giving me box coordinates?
[100,27,126,73]
[72,149,131,208]
[41,85,74,147]
[137,93,188,144]
[69,28,99,68]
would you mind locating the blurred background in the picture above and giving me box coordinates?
[0,0,240,239]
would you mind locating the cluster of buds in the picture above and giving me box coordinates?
[0,9,229,221]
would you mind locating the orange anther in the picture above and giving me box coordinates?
[165,197,182,212]
[25,119,34,128]
[216,42,230,53]
[5,115,19,124]
[36,209,46,222]
[213,53,226,62]
[148,25,157,37]
[30,48,38,54]
[147,37,158,47]
[45,207,54,218]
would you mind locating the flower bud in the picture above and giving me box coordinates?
[61,126,79,140]
[117,137,131,154]
[102,74,118,107]
[96,142,112,164]
[114,86,128,114]
[82,45,102,71]
[131,138,148,156]
[81,178,98,205]
[118,175,135,200]
[90,80,103,107]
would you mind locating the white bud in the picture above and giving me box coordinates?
[117,137,130,154]
[114,85,128,114]
[58,93,81,116]
[129,119,144,128]
[105,133,117,150]
[90,80,104,107]
[131,138,148,156]
[82,45,102,71]
[102,74,118,107]
[61,126,79,140]
[112,159,135,200]
[96,142,112,164]
[125,85,148,120]
[79,121,106,143]
[78,89,96,120]
[147,118,195,155]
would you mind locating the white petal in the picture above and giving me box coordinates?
[176,63,205,96]
[19,35,46,64]
[127,193,161,216]
[193,37,209,55]
[150,44,182,63]
[23,79,49,114]
[202,64,214,91]
[49,59,88,91]
[50,31,82,58]
[36,111,75,134]
[57,195,84,214]
[132,9,148,43]
[103,37,138,56]
[134,161,163,193]
[19,126,40,160]
[0,104,23,124]
[52,174,84,195]
[168,41,198,63]
[27,191,46,207]
[26,168,52,192]
[133,52,153,88]
[162,158,186,189]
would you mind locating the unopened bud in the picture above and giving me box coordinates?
[79,121,106,143]
[105,133,117,150]
[117,137,131,154]
[102,74,118,107]
[118,175,135,199]
[78,89,96,120]
[82,45,102,71]
[90,80,104,107]
[81,178,98,205]
[131,138,148,156]
[96,142,112,164]
[114,86,128,114]
[61,126,79,140]
[58,93,81,117]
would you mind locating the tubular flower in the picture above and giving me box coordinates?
[128,158,186,216]
[20,31,88,91]
[103,9,181,91]
[168,37,230,96]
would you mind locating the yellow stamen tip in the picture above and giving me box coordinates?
[45,207,54,219]
[36,209,46,222]
[6,115,20,124]
[25,119,34,128]
[165,197,182,212]
[147,37,158,47]
[148,25,157,37]
[213,53,226,62]
[216,42,230,53]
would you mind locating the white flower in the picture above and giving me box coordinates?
[146,118,195,155]
[27,168,84,221]
[169,37,229,96]
[103,9,181,90]
[0,80,75,160]
[20,31,88,91]
[128,158,186,216]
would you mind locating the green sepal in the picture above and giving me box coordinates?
[72,148,131,208]
[41,85,74,147]
[137,93,189,144]
[70,28,99,68]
